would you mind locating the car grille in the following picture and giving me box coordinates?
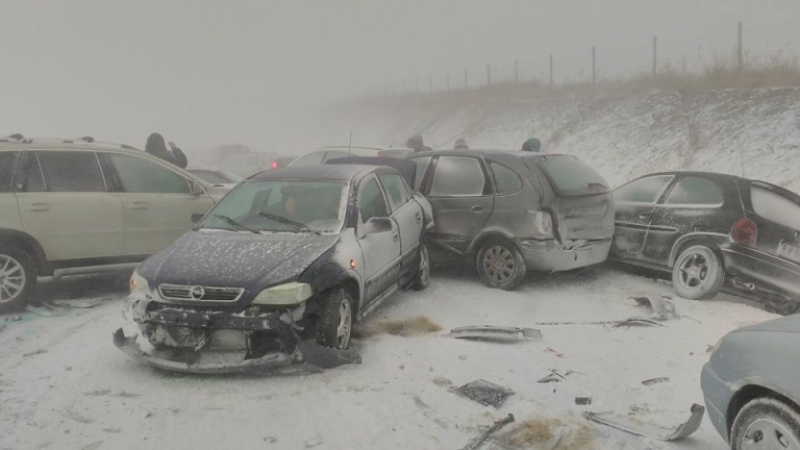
[158,284,244,302]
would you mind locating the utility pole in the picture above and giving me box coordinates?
[549,54,553,86]
[591,46,597,85]
[486,64,491,86]
[737,21,743,70]
[653,36,658,77]
[514,59,519,83]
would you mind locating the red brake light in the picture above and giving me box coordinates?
[271,160,279,169]
[731,218,758,247]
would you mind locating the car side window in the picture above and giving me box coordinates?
[614,175,673,203]
[37,151,106,192]
[17,153,46,192]
[359,178,389,223]
[665,176,724,205]
[751,185,800,230]
[107,153,191,194]
[429,156,486,197]
[0,152,20,193]
[412,157,431,191]
[490,162,523,195]
[377,173,411,211]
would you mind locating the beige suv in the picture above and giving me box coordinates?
[0,137,223,311]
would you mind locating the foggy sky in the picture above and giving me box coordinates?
[1,0,798,154]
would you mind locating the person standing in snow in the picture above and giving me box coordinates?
[407,134,432,153]
[521,138,542,153]
[145,132,188,168]
[454,138,469,150]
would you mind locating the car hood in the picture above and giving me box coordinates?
[735,315,800,335]
[137,229,339,301]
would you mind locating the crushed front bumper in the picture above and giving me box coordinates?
[517,238,612,272]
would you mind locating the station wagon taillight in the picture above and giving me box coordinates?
[271,160,279,169]
[730,218,758,247]
[533,211,553,236]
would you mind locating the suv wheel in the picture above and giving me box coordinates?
[672,245,725,300]
[411,241,430,291]
[313,287,353,350]
[476,238,527,291]
[731,398,800,450]
[0,246,36,312]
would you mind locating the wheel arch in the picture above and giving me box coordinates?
[468,228,518,255]
[0,229,50,275]
[726,383,800,439]
[668,233,730,268]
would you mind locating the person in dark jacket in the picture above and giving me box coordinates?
[145,132,188,168]
[407,134,432,153]
[454,138,469,150]
[521,138,542,152]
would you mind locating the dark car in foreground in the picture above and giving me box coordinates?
[612,171,800,313]
[702,315,800,449]
[408,150,615,291]
[115,165,433,373]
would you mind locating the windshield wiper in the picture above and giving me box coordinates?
[258,212,320,234]
[213,214,261,234]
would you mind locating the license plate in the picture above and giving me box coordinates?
[778,242,800,264]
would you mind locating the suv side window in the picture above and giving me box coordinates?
[17,153,45,192]
[665,176,724,205]
[614,175,674,203]
[412,157,431,191]
[490,162,523,195]
[0,152,20,193]
[377,173,411,211]
[107,153,191,194]
[37,151,106,192]
[359,178,389,223]
[429,156,486,197]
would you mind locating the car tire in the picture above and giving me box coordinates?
[731,398,800,450]
[313,287,353,350]
[0,245,37,312]
[411,241,430,291]
[476,238,527,291]
[672,245,725,300]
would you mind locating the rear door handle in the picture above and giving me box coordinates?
[392,232,399,242]
[126,201,150,210]
[415,212,421,223]
[27,202,50,212]
[471,205,484,213]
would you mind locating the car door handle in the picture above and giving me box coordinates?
[126,201,150,210]
[392,233,399,242]
[415,212,421,223]
[471,205,484,213]
[26,202,50,212]
[638,213,651,221]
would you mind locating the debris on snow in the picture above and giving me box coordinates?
[49,298,105,309]
[459,413,515,450]
[449,325,542,343]
[612,317,667,328]
[304,433,324,448]
[356,315,442,338]
[22,349,48,357]
[584,403,705,441]
[575,397,592,405]
[295,341,362,369]
[432,376,453,387]
[102,427,121,434]
[454,379,515,408]
[5,315,22,322]
[537,369,573,383]
[544,347,564,357]
[631,296,680,321]
[641,377,670,386]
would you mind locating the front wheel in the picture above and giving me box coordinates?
[476,239,527,291]
[672,245,725,300]
[0,246,37,312]
[411,241,430,291]
[313,287,354,350]
[731,398,800,450]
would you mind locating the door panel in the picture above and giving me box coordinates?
[425,156,494,252]
[356,177,401,302]
[612,175,675,260]
[104,152,215,255]
[378,172,423,275]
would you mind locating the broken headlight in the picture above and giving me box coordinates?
[129,271,149,295]
[252,282,312,306]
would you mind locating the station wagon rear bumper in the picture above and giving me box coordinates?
[517,238,612,272]
[721,244,800,298]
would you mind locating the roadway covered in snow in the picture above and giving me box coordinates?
[0,265,775,450]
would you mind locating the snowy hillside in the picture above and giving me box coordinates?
[309,88,800,192]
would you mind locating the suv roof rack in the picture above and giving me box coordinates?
[0,136,140,151]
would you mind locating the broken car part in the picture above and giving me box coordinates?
[641,377,670,386]
[449,325,542,342]
[458,414,515,450]
[630,296,679,321]
[454,379,515,408]
[537,369,573,383]
[584,403,705,441]
[575,397,592,405]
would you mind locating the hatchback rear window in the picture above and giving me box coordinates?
[531,155,609,197]
[751,185,800,231]
[0,152,20,193]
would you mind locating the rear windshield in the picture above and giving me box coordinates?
[529,155,610,197]
[751,184,800,231]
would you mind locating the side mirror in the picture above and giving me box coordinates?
[191,213,204,224]
[363,217,393,235]
[190,180,205,196]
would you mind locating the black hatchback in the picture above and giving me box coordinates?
[612,171,800,313]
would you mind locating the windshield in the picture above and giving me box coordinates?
[199,179,348,234]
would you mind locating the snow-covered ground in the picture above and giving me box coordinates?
[0,264,776,450]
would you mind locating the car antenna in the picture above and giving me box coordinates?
[347,131,353,162]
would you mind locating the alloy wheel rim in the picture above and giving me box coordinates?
[0,255,25,304]
[337,298,352,349]
[741,417,800,450]
[419,245,430,282]
[678,253,709,290]
[482,246,515,283]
